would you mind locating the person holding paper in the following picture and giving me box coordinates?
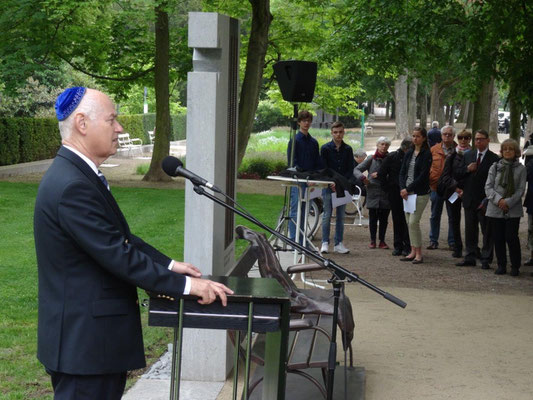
[437,129,472,258]
[485,139,526,276]
[427,125,457,251]
[319,121,354,254]
[378,138,413,256]
[399,127,432,264]
[355,136,392,249]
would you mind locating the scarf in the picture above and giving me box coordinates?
[373,149,388,159]
[456,144,471,154]
[498,159,516,198]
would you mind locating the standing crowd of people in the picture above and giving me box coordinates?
[288,111,533,277]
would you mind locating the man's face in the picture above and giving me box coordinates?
[85,92,123,161]
[298,118,312,133]
[441,128,454,145]
[474,133,489,151]
[331,126,345,145]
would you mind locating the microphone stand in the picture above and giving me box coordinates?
[191,184,406,400]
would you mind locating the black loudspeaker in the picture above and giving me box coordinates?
[273,61,317,103]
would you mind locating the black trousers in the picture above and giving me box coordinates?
[389,192,411,252]
[464,207,493,265]
[449,198,463,252]
[369,208,390,242]
[489,217,521,270]
[46,369,127,400]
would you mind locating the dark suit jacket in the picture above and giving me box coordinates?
[34,147,186,375]
[458,149,499,209]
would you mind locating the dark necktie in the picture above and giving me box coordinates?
[98,170,110,191]
[476,152,482,167]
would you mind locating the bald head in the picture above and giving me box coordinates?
[60,89,123,166]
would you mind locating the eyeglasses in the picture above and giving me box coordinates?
[457,136,471,140]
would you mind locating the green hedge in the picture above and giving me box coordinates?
[0,113,187,166]
[0,117,61,166]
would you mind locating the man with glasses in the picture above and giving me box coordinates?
[427,125,457,250]
[455,129,499,269]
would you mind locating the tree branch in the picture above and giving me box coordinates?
[55,52,154,81]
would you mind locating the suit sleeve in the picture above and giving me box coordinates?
[57,179,185,297]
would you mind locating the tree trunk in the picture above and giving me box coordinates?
[236,0,272,167]
[394,74,409,139]
[448,103,456,126]
[385,101,390,118]
[143,3,171,182]
[466,101,474,130]
[489,83,499,142]
[472,79,493,135]
[430,80,439,124]
[418,88,428,129]
[445,104,450,125]
[509,79,521,142]
[408,77,418,133]
[390,100,395,119]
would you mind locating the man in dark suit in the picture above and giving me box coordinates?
[455,129,499,269]
[34,87,233,399]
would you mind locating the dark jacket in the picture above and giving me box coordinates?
[437,149,469,198]
[399,147,432,195]
[524,160,533,214]
[287,131,323,171]
[34,147,186,374]
[456,149,499,209]
[378,149,405,193]
[320,140,355,180]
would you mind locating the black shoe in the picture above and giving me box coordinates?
[452,250,462,258]
[392,249,403,256]
[426,243,438,250]
[456,260,476,267]
[400,256,416,262]
[494,267,506,275]
[510,268,519,276]
[402,249,411,256]
[481,263,490,270]
[524,259,533,267]
[412,258,424,264]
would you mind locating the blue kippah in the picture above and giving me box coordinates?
[55,87,87,121]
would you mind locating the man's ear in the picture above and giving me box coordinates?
[73,113,87,135]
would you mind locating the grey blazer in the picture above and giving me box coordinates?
[485,159,526,218]
[354,155,390,209]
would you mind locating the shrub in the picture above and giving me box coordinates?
[238,152,287,179]
[252,101,290,133]
[0,119,20,166]
[16,117,60,163]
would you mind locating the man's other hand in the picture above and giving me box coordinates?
[171,261,202,277]
[189,278,234,306]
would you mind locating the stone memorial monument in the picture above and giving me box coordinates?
[181,12,240,381]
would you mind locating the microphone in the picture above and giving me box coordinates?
[162,156,221,193]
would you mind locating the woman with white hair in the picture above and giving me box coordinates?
[354,136,392,248]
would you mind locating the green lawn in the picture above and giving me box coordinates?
[0,181,283,399]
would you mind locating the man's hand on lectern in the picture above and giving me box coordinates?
[189,278,234,306]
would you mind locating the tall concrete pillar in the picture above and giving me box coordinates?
[181,12,239,381]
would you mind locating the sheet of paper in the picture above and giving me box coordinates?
[307,186,322,201]
[448,191,459,204]
[331,190,353,208]
[403,194,417,213]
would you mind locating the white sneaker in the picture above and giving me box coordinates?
[334,242,350,254]
[320,242,329,254]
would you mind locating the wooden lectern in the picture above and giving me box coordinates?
[148,276,290,400]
